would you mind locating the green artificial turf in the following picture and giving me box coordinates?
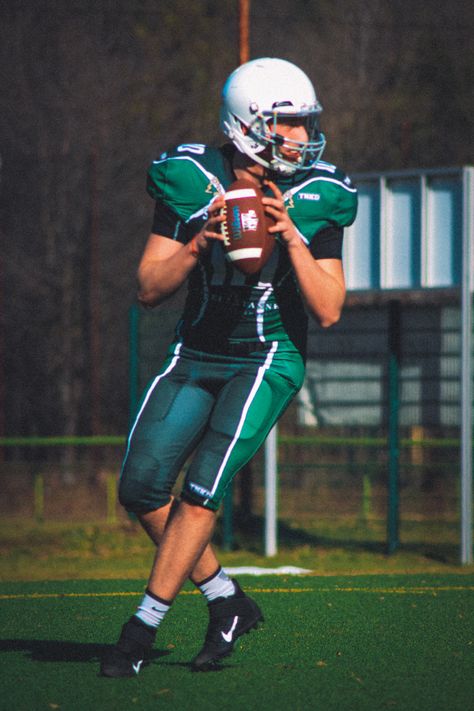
[1,575,473,711]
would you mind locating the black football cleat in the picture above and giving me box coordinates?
[100,616,156,678]
[192,580,263,670]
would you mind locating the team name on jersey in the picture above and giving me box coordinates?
[208,291,280,314]
[297,192,321,201]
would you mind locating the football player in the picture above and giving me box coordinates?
[100,57,357,677]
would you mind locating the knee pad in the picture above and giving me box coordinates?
[119,453,172,513]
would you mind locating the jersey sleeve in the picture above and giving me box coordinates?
[146,146,219,224]
[316,169,358,229]
[287,165,357,256]
[309,225,343,259]
[151,200,188,243]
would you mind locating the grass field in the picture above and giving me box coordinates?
[0,514,469,581]
[1,574,473,711]
[1,518,473,710]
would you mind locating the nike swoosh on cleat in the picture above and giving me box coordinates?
[221,615,239,643]
[132,660,143,674]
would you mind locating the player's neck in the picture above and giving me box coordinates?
[232,152,267,186]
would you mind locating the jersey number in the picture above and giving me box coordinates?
[177,143,206,155]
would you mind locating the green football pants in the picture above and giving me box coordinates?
[119,341,304,512]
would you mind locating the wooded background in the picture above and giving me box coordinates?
[1,0,473,439]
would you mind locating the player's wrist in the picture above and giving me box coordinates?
[283,232,303,250]
[188,237,200,259]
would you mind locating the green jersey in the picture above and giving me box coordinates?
[147,143,357,357]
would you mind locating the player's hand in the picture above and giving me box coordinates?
[262,180,300,247]
[190,196,226,256]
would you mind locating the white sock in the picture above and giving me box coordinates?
[135,589,171,628]
[197,567,236,602]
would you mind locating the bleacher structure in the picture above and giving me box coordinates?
[293,166,473,563]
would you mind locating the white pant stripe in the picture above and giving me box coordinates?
[205,341,278,504]
[120,342,182,477]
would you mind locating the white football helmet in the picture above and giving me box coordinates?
[221,57,326,175]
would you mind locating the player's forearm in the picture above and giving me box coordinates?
[286,241,345,327]
[137,242,199,307]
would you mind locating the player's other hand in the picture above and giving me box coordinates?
[262,180,300,247]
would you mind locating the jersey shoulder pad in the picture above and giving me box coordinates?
[147,144,224,222]
[303,161,358,228]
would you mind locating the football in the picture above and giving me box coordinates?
[220,178,275,274]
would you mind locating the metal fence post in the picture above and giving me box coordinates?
[265,424,278,557]
[387,300,401,554]
[460,166,473,565]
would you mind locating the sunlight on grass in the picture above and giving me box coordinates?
[0,516,471,581]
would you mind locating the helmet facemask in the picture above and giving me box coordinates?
[246,108,326,174]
